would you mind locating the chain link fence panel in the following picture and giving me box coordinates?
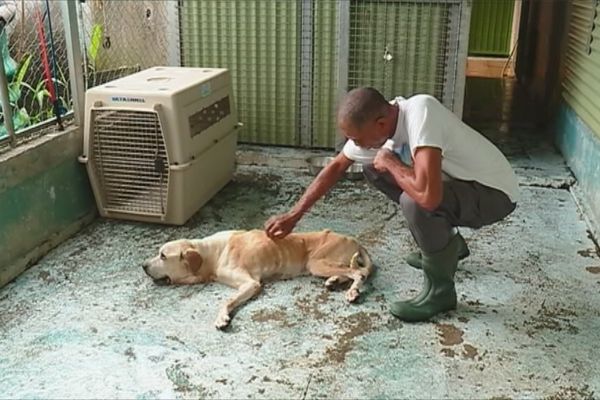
[1,0,73,150]
[77,0,180,89]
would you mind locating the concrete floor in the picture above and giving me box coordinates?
[1,79,600,399]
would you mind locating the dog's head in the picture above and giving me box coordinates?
[142,240,203,285]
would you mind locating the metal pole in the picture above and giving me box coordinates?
[0,30,16,148]
[166,0,180,67]
[299,0,314,148]
[60,0,85,127]
[335,0,350,151]
[452,0,472,119]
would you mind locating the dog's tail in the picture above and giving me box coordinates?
[350,246,374,277]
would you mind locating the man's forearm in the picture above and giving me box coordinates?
[383,152,443,211]
[384,157,429,206]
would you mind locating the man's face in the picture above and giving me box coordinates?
[339,117,389,149]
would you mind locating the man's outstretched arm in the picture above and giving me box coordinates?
[264,152,354,239]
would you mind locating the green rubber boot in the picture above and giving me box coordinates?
[405,233,467,305]
[390,235,460,322]
[405,233,470,270]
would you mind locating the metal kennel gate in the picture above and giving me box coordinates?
[180,0,470,149]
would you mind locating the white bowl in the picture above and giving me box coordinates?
[306,156,364,180]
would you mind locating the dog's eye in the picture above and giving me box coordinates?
[160,252,166,260]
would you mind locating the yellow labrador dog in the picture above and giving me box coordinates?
[142,229,373,329]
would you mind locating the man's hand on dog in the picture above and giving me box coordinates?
[265,212,301,239]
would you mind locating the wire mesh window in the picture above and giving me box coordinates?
[348,1,453,101]
[1,0,181,152]
[0,0,72,150]
[77,0,180,89]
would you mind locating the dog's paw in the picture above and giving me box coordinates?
[214,313,231,330]
[325,276,341,290]
[345,288,360,303]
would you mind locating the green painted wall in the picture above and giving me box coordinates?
[180,0,300,146]
[468,0,514,57]
[0,127,96,287]
[562,1,600,139]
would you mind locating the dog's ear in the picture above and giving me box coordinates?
[182,248,203,274]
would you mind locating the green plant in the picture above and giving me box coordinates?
[1,24,104,140]
[0,53,70,139]
[86,23,104,86]
[1,54,32,138]
[88,24,103,65]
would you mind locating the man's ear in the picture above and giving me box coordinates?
[375,116,387,129]
[183,248,203,274]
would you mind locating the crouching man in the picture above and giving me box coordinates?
[265,87,519,322]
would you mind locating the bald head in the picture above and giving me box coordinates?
[337,87,389,129]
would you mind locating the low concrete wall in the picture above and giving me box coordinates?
[0,126,96,288]
[555,102,600,236]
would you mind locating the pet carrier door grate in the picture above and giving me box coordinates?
[91,109,169,217]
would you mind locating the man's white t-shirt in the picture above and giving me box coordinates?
[342,94,520,203]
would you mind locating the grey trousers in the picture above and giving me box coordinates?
[363,165,517,253]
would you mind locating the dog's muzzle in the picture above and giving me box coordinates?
[153,276,171,286]
[142,263,171,285]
